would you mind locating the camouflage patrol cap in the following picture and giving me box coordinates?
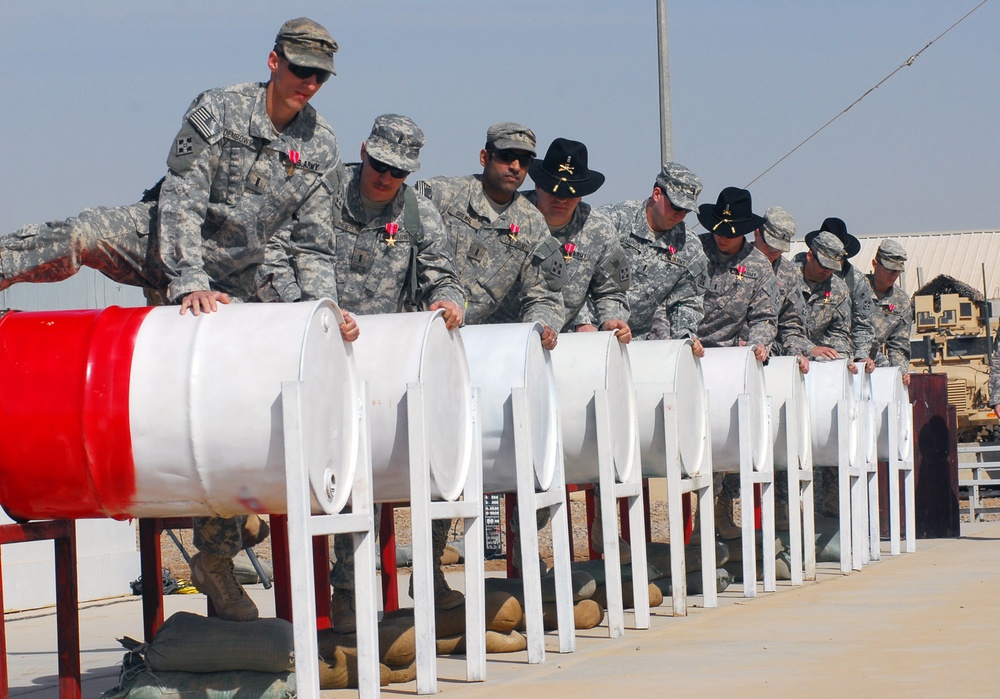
[654,162,702,212]
[275,17,338,74]
[761,206,796,252]
[876,239,907,271]
[366,114,425,173]
[486,122,537,156]
[808,230,847,271]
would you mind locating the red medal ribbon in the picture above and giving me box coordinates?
[288,150,300,164]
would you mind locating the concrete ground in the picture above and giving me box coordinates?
[5,520,999,698]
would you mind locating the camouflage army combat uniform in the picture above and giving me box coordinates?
[414,175,565,329]
[790,252,853,355]
[838,262,878,360]
[597,200,706,338]
[991,332,1000,411]
[772,255,814,357]
[522,193,629,331]
[0,81,343,304]
[258,163,463,311]
[692,235,778,350]
[865,275,911,370]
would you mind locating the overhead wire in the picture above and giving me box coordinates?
[743,0,990,190]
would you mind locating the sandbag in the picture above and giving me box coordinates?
[515,598,605,631]
[484,569,596,604]
[104,670,295,699]
[650,567,733,596]
[145,612,293,673]
[436,629,528,655]
[645,541,731,578]
[590,582,663,610]
[569,559,662,587]
[318,646,392,689]
[381,589,522,636]
[318,619,415,668]
[723,532,786,563]
[776,529,841,563]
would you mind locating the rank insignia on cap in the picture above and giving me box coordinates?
[563,242,576,262]
[385,221,399,246]
[175,136,194,156]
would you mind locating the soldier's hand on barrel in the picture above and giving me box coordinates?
[603,319,632,344]
[540,325,558,350]
[863,357,876,373]
[752,343,769,363]
[809,345,840,360]
[180,290,230,316]
[847,361,859,375]
[797,356,810,374]
[429,300,464,330]
[690,337,705,357]
[574,323,599,332]
[902,372,911,386]
[339,311,359,343]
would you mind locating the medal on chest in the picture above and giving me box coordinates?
[507,223,520,242]
[286,149,300,177]
[563,242,576,262]
[385,222,400,247]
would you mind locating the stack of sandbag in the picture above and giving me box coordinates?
[101,612,295,699]
[485,569,605,631]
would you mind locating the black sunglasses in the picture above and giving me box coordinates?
[367,155,409,179]
[490,149,534,167]
[277,50,331,84]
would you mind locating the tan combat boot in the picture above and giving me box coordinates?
[775,495,791,532]
[330,588,356,633]
[407,574,465,610]
[189,552,259,621]
[589,509,632,564]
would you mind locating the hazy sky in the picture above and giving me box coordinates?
[1,1,996,238]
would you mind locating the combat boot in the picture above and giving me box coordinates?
[714,499,742,540]
[329,588,356,633]
[589,510,632,564]
[189,552,259,621]
[775,494,791,532]
[407,574,465,609]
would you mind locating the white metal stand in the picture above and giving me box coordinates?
[777,402,816,586]
[593,388,650,637]
[737,394,776,597]
[510,386,575,663]
[853,398,873,570]
[834,399,858,575]
[888,400,917,556]
[661,390,716,614]
[408,383,485,694]
[282,380,380,699]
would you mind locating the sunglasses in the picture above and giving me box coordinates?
[669,201,688,213]
[277,51,331,84]
[490,149,534,167]
[367,155,409,179]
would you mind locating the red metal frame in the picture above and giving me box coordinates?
[0,519,81,699]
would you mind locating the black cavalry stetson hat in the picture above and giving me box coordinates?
[528,138,605,198]
[696,186,766,238]
[804,216,861,259]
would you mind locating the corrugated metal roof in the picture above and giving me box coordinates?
[788,229,1000,301]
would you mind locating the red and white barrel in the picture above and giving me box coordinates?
[459,323,559,494]
[0,302,359,521]
[805,359,858,466]
[700,346,770,471]
[763,356,811,469]
[351,311,473,503]
[628,339,708,478]
[550,331,637,485]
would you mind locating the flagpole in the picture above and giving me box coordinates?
[656,0,673,163]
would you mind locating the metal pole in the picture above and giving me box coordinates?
[656,0,673,163]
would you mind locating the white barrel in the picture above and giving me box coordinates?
[129,301,358,517]
[628,339,708,478]
[852,370,877,466]
[870,367,912,460]
[700,346,770,471]
[352,311,473,503]
[550,331,637,485]
[460,323,559,493]
[763,356,811,470]
[804,359,858,466]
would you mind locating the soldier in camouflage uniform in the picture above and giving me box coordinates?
[415,122,566,347]
[523,138,631,337]
[258,114,466,629]
[593,163,706,350]
[792,232,854,358]
[819,217,878,372]
[991,329,1000,419]
[413,122,565,603]
[0,18,354,622]
[751,206,814,367]
[863,239,912,384]
[688,187,779,539]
